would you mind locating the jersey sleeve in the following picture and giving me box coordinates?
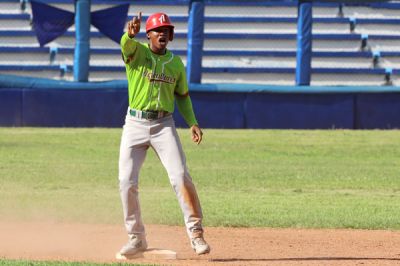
[176,95,198,127]
[120,32,138,64]
[174,59,189,96]
[175,58,198,127]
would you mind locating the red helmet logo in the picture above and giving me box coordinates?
[158,14,167,24]
[146,13,175,41]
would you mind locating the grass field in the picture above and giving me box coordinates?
[0,259,155,266]
[0,128,399,230]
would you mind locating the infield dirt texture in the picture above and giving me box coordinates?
[1,220,400,265]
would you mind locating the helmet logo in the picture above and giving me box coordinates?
[158,14,166,24]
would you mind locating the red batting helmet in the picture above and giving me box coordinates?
[146,13,175,41]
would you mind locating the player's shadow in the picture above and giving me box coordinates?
[210,257,400,263]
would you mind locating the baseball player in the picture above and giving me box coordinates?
[117,12,210,257]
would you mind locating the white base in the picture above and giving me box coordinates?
[116,248,177,260]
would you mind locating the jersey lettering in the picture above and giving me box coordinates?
[143,69,176,84]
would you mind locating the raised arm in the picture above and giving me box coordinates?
[121,12,142,62]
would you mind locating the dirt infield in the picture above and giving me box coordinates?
[0,220,399,266]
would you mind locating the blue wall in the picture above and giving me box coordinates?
[1,86,400,129]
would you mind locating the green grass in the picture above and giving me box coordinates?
[0,128,399,229]
[0,259,155,266]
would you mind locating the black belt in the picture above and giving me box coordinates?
[129,109,170,120]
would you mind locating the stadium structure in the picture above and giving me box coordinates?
[0,0,399,128]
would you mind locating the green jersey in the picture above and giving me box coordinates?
[120,33,198,126]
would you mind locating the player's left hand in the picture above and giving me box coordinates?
[190,125,203,145]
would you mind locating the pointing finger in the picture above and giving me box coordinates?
[138,11,142,22]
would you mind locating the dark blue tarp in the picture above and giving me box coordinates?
[22,89,127,127]
[356,93,400,129]
[174,92,246,128]
[1,75,400,129]
[1,87,400,129]
[312,0,390,3]
[31,1,129,47]
[91,4,130,44]
[246,93,354,129]
[31,0,75,47]
[0,89,22,126]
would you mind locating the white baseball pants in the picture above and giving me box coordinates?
[118,110,204,240]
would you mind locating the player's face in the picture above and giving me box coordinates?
[147,26,171,55]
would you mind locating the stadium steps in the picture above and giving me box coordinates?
[1,13,399,35]
[0,62,398,86]
[2,46,400,69]
[1,0,400,85]
[1,30,399,51]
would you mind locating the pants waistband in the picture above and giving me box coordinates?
[129,109,170,120]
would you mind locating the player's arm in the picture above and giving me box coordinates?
[175,92,197,127]
[121,12,142,63]
[175,69,203,145]
[175,93,203,145]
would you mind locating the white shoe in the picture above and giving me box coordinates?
[118,236,147,256]
[191,237,210,255]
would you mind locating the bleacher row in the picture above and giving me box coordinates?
[0,0,400,86]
